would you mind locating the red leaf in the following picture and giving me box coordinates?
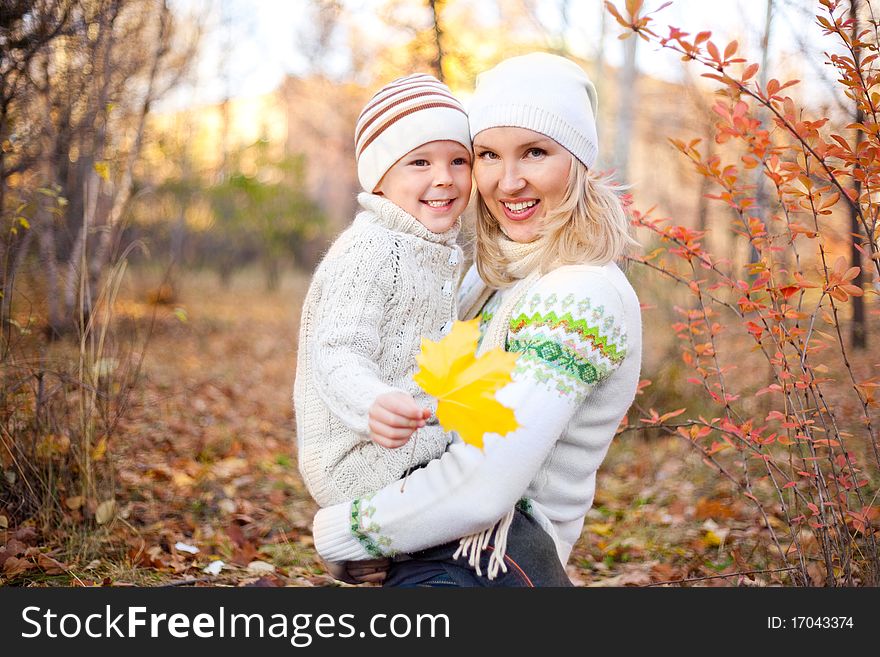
[659,408,687,422]
[724,40,738,59]
[707,41,721,61]
[739,67,760,89]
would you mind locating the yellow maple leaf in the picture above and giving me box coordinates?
[413,319,519,449]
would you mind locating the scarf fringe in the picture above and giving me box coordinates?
[452,508,516,580]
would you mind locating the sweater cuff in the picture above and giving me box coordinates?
[338,382,406,436]
[313,503,373,562]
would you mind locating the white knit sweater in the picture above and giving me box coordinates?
[311,261,642,564]
[294,193,462,508]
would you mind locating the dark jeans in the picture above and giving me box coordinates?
[383,508,572,587]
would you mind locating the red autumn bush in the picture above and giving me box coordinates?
[608,0,879,585]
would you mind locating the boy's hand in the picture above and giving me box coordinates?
[323,558,391,585]
[345,558,391,584]
[368,391,431,449]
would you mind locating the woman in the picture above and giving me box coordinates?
[312,52,642,586]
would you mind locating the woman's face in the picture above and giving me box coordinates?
[473,126,573,243]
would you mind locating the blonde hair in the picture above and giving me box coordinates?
[475,158,639,288]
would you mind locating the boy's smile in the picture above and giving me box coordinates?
[375,140,472,233]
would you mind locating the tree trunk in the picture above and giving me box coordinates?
[87,1,171,309]
[265,256,281,292]
[1,228,34,352]
[849,0,867,349]
[36,191,63,339]
[612,33,638,180]
[428,0,445,82]
[63,172,99,332]
[749,0,773,266]
[35,49,64,339]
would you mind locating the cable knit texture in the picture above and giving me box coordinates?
[312,260,642,567]
[294,192,463,507]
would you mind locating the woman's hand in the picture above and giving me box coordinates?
[368,391,431,448]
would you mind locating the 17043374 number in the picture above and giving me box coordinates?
[791,617,854,629]
[768,616,855,630]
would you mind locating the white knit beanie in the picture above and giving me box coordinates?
[467,52,599,168]
[355,73,471,193]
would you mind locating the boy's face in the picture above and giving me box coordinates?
[374,140,472,233]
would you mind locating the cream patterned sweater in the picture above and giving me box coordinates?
[311,260,642,565]
[294,193,462,507]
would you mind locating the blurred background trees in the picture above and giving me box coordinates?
[7,0,872,345]
[1,0,198,339]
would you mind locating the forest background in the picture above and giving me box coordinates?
[1,0,878,587]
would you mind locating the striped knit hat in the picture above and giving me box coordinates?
[355,73,471,193]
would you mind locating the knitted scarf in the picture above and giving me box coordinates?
[454,236,550,579]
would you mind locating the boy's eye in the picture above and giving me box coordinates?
[452,157,470,166]
[411,159,429,166]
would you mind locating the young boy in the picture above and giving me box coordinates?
[294,73,472,508]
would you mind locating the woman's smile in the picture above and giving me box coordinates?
[499,198,540,222]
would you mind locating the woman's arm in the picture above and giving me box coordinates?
[309,233,403,435]
[312,269,631,561]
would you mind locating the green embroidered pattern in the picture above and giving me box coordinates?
[513,358,576,396]
[477,292,502,349]
[508,337,607,385]
[509,310,626,364]
[350,494,394,557]
[516,497,534,516]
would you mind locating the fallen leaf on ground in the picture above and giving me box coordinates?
[65,496,83,510]
[3,556,34,577]
[588,568,653,587]
[95,500,116,525]
[586,523,614,537]
[37,553,67,574]
[695,498,737,520]
[247,560,276,574]
[241,575,285,587]
[13,527,38,544]
[203,560,224,575]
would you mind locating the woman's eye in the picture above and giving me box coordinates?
[477,150,498,160]
[526,148,546,158]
